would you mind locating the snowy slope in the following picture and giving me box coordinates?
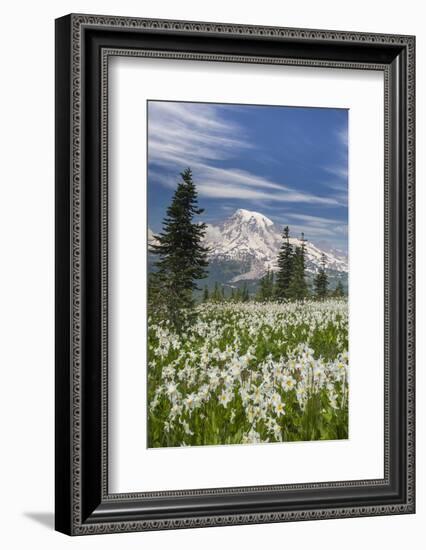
[148,208,348,283]
[204,209,347,282]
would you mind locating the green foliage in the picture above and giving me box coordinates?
[211,282,221,302]
[313,253,329,299]
[288,233,308,300]
[269,227,309,302]
[221,285,226,301]
[204,282,251,304]
[241,282,250,302]
[203,285,209,302]
[149,168,209,328]
[257,269,275,301]
[275,226,293,300]
[333,280,345,297]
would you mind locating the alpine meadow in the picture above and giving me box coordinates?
[147,101,349,448]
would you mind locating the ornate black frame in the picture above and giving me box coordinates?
[55,14,415,535]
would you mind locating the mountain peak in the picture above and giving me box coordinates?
[230,208,274,228]
[203,208,348,281]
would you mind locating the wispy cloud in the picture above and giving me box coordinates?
[321,124,349,191]
[324,165,348,180]
[286,212,346,228]
[285,224,337,239]
[196,166,340,205]
[271,212,347,247]
[148,101,250,166]
[337,126,348,147]
[148,101,343,207]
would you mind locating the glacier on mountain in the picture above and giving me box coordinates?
[202,209,347,282]
[148,208,348,284]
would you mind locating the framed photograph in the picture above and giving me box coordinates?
[55,14,415,535]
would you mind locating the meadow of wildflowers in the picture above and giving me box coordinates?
[147,299,348,448]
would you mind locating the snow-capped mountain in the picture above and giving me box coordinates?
[203,209,348,282]
[148,208,348,284]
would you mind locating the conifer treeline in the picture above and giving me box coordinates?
[203,282,250,303]
[203,226,346,304]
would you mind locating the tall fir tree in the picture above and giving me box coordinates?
[275,226,294,300]
[149,168,209,327]
[289,233,308,300]
[313,253,329,299]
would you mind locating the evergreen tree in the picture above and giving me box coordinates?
[333,279,345,297]
[313,253,329,299]
[289,233,308,300]
[275,226,293,300]
[147,272,161,313]
[149,168,209,327]
[203,285,209,302]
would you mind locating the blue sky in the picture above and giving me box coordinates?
[147,100,348,252]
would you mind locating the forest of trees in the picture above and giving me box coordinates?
[149,169,346,326]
